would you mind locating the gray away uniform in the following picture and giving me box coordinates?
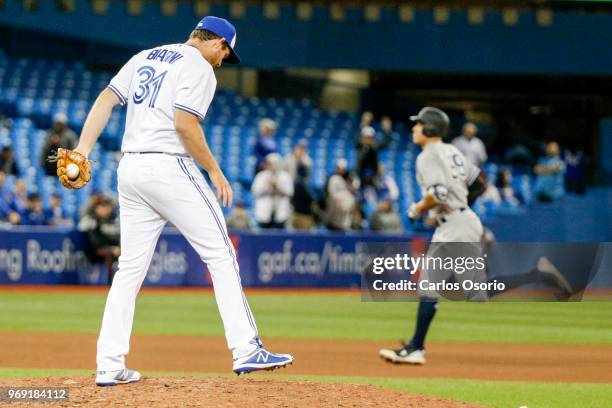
[415,141,486,299]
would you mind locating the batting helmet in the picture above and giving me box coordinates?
[410,107,450,137]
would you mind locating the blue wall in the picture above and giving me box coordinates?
[1,1,612,74]
[601,119,612,182]
[488,188,612,242]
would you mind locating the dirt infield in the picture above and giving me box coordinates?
[1,332,611,384]
[0,377,481,408]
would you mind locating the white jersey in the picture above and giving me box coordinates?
[108,43,216,154]
[416,141,479,216]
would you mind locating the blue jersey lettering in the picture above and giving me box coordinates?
[166,52,183,64]
[147,48,184,64]
[147,49,160,60]
[156,49,167,62]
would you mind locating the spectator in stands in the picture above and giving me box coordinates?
[0,170,8,195]
[291,164,317,230]
[0,171,19,224]
[381,116,393,134]
[356,118,393,187]
[361,164,399,217]
[80,190,104,219]
[226,201,252,230]
[40,132,62,176]
[478,181,502,206]
[79,197,120,284]
[375,164,399,202]
[48,193,73,227]
[534,141,565,202]
[505,143,536,173]
[252,153,293,229]
[369,196,403,233]
[40,113,78,176]
[325,159,357,231]
[0,113,12,132]
[360,111,374,129]
[283,139,312,179]
[3,209,20,225]
[9,178,28,220]
[0,146,18,175]
[22,193,49,226]
[49,112,77,149]
[253,118,278,173]
[351,204,366,230]
[495,168,521,206]
[452,122,487,168]
[564,147,588,195]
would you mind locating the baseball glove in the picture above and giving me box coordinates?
[48,148,91,189]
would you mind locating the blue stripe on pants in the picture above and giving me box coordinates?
[176,158,257,332]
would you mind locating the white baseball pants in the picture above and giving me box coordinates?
[97,153,259,371]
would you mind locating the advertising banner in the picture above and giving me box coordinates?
[0,228,418,287]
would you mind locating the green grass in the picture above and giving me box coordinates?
[0,368,92,378]
[1,291,610,407]
[0,291,611,344]
[0,368,610,408]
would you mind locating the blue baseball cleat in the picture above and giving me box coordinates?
[232,348,294,375]
[95,368,141,386]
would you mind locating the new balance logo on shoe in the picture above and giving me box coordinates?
[232,348,294,375]
[256,352,269,363]
[95,369,141,386]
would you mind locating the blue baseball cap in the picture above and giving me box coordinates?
[195,16,240,64]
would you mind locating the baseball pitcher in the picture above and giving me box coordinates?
[58,16,293,386]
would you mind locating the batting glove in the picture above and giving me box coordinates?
[407,203,421,221]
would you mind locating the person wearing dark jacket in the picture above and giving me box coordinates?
[356,117,393,187]
[79,198,120,284]
[40,113,78,176]
[0,146,18,175]
[291,164,317,230]
[40,132,63,176]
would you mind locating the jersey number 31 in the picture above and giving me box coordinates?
[133,66,167,108]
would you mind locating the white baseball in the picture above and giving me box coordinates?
[66,163,80,179]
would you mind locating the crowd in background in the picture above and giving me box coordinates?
[238,114,405,232]
[0,112,76,227]
[237,112,589,231]
[455,122,586,206]
[0,111,121,277]
[0,108,593,234]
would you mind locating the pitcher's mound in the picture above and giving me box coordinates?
[1,377,482,407]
